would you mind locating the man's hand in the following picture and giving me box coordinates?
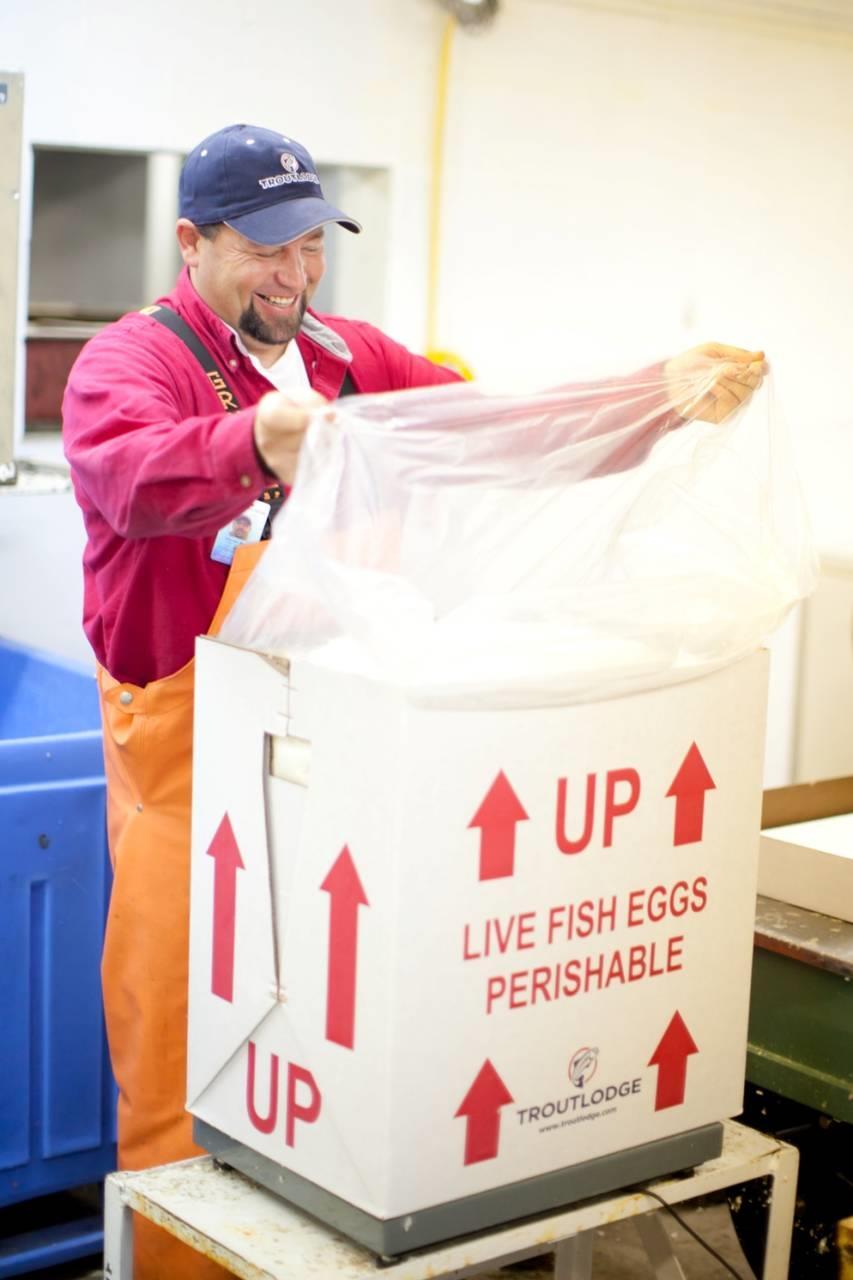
[253,389,328,484]
[664,343,766,425]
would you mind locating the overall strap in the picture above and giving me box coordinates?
[140,305,240,412]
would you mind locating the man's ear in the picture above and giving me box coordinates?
[176,219,203,267]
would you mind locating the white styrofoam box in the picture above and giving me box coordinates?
[188,639,769,1220]
[795,556,853,783]
[759,812,853,923]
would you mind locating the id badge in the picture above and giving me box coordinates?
[210,499,270,566]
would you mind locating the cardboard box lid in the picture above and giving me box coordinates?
[762,776,853,829]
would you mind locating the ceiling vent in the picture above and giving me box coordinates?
[434,0,500,28]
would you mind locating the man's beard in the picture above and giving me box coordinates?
[238,293,308,348]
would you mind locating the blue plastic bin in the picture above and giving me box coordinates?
[0,639,116,1275]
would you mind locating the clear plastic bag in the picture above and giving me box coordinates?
[220,358,815,707]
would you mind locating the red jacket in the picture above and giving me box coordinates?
[63,268,459,686]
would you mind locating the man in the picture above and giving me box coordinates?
[63,122,763,1280]
[63,123,462,1280]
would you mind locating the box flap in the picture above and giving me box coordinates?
[188,638,292,1101]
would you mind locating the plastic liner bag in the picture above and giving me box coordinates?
[220,357,815,707]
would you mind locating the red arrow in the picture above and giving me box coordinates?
[455,1059,514,1164]
[666,743,716,845]
[321,846,369,1050]
[207,813,245,1003]
[648,1011,699,1110]
[468,772,530,880]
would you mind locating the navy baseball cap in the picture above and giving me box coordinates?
[179,124,362,245]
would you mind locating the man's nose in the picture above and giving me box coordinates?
[273,245,307,291]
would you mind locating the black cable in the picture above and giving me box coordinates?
[639,1187,751,1280]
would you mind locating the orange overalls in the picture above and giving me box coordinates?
[98,542,264,1280]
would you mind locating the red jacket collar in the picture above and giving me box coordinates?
[170,267,239,360]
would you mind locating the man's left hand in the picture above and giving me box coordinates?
[664,342,766,425]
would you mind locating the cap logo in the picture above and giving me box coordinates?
[258,151,320,191]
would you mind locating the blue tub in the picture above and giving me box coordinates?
[0,639,116,1275]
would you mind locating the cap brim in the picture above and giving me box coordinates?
[225,196,361,246]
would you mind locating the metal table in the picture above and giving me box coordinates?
[104,1119,797,1280]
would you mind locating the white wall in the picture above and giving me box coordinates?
[4,0,852,780]
[439,3,853,483]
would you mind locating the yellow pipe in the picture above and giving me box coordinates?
[427,15,456,354]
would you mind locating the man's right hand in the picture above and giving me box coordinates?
[253,389,328,484]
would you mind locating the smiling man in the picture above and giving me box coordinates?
[62,121,764,1280]
[62,123,461,1280]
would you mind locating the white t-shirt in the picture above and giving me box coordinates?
[246,338,311,394]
